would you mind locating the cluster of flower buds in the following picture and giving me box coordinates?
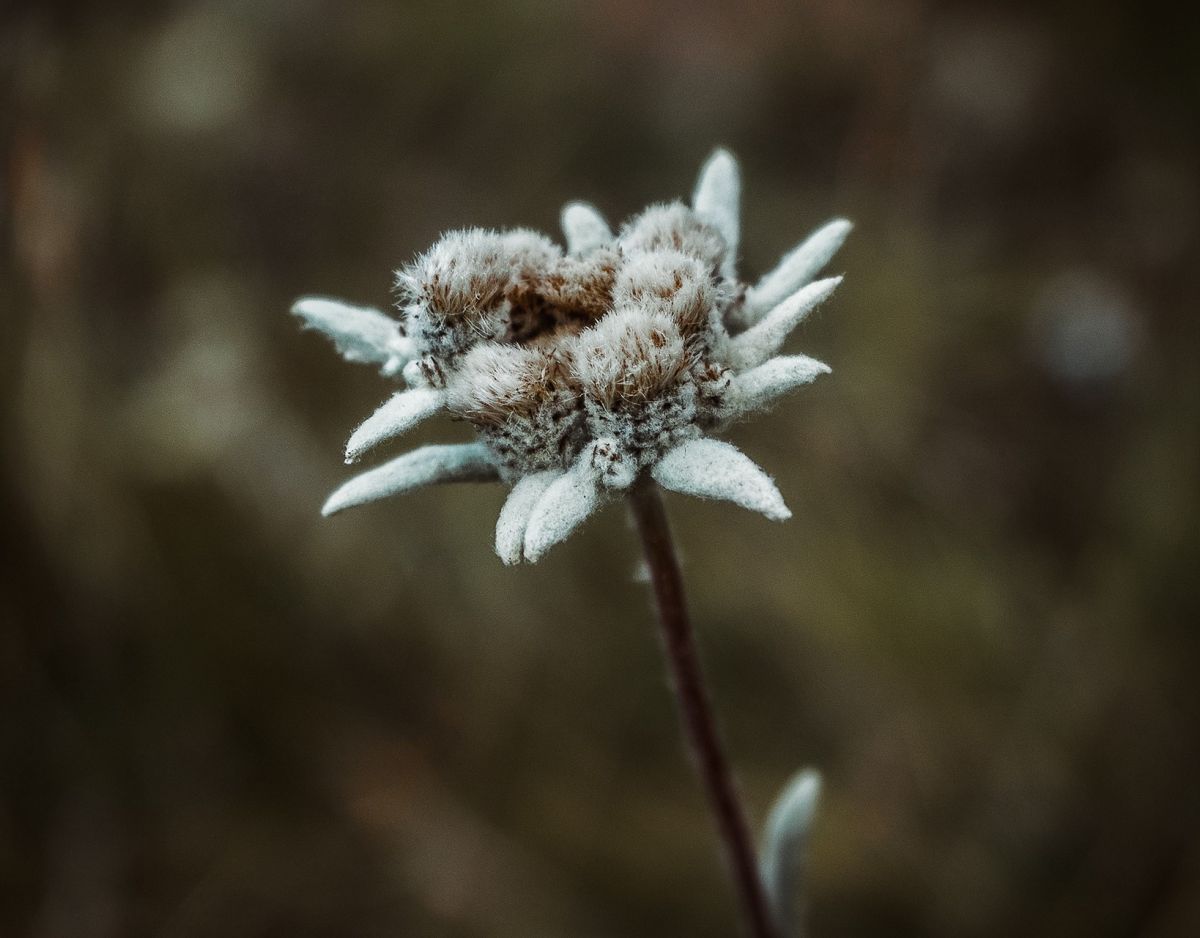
[294,150,850,562]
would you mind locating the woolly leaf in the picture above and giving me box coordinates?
[727,355,831,420]
[344,388,446,463]
[561,202,613,254]
[652,438,790,520]
[495,471,560,565]
[292,297,414,376]
[523,456,603,562]
[322,443,498,516]
[726,276,841,370]
[745,219,852,322]
[692,148,741,280]
[760,769,822,937]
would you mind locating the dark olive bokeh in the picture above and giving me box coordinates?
[3,1,1199,936]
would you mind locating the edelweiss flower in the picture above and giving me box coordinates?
[294,150,851,563]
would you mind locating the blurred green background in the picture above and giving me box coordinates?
[3,1,1199,936]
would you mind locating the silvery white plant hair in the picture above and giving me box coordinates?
[611,249,719,339]
[293,148,851,567]
[618,201,730,276]
[447,343,583,478]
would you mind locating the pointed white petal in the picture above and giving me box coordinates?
[746,219,852,320]
[561,201,613,253]
[523,458,603,562]
[292,296,414,375]
[651,438,790,521]
[692,148,741,280]
[727,354,831,419]
[344,388,446,463]
[760,769,822,936]
[495,471,560,565]
[725,276,841,370]
[322,443,497,516]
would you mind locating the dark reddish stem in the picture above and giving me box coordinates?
[628,476,778,938]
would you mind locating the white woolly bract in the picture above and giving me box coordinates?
[617,201,728,275]
[691,148,740,281]
[612,250,717,337]
[291,297,414,376]
[322,443,497,516]
[725,276,841,370]
[572,308,690,407]
[561,202,613,254]
[651,438,790,520]
[344,387,446,463]
[725,354,831,421]
[760,769,822,936]
[522,454,603,562]
[745,218,852,321]
[494,470,559,565]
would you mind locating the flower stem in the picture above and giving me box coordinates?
[628,476,778,938]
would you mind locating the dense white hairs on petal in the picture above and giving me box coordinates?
[572,307,689,406]
[760,769,822,936]
[692,148,740,280]
[407,227,559,292]
[543,247,619,319]
[344,387,446,463]
[587,437,638,489]
[291,297,415,376]
[652,437,791,520]
[450,345,533,413]
[611,249,716,336]
[402,228,511,314]
[726,354,831,419]
[401,358,431,388]
[501,227,565,279]
[522,455,603,562]
[399,230,513,360]
[561,202,613,254]
[322,443,498,516]
[494,470,560,565]
[446,344,569,423]
[617,202,728,275]
[400,228,560,346]
[725,276,841,371]
[447,343,586,476]
[746,219,852,321]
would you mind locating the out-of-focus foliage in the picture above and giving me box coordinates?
[2,1,1198,936]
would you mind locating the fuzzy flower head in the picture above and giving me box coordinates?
[293,149,850,563]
